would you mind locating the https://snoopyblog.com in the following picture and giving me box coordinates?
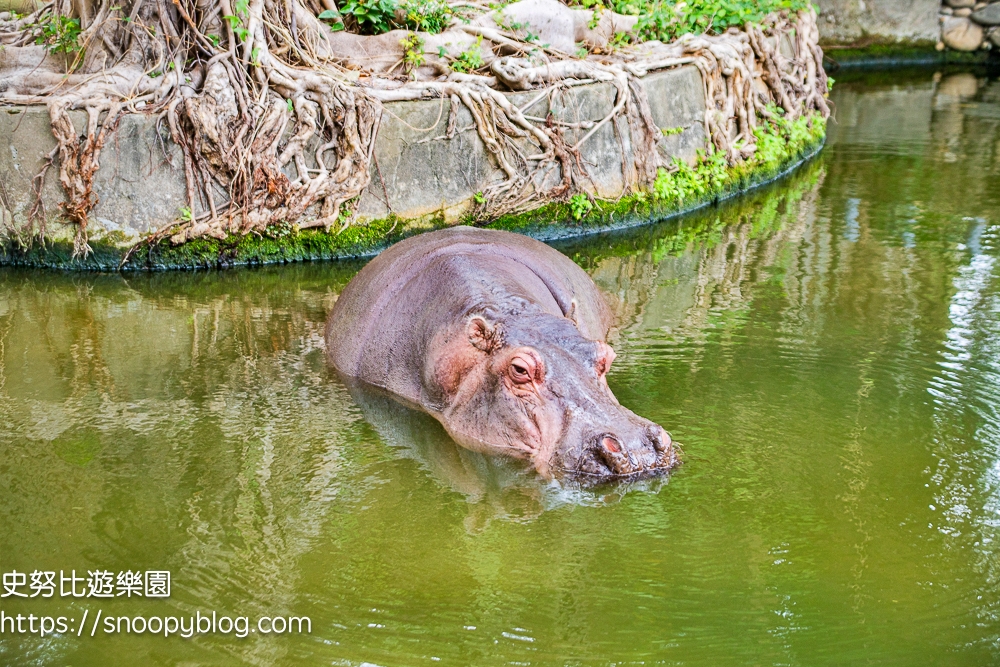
[0,569,311,639]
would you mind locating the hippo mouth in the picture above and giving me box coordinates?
[552,428,682,486]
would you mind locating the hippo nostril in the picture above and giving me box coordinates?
[647,425,672,453]
[602,435,621,454]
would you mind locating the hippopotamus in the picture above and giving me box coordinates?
[325,226,679,483]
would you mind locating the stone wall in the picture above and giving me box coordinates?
[815,0,1000,53]
[815,0,941,44]
[0,66,705,251]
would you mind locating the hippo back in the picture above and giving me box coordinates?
[325,226,612,384]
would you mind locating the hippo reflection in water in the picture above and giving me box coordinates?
[326,227,680,483]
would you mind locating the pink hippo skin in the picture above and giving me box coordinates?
[326,226,679,482]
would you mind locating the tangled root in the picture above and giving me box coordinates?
[0,0,829,257]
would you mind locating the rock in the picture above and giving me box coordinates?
[942,6,954,14]
[990,27,1000,46]
[942,16,985,49]
[945,0,975,8]
[498,0,577,53]
[482,0,637,55]
[971,2,1000,24]
[955,8,973,16]
[974,2,988,8]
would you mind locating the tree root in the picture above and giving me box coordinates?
[0,0,830,256]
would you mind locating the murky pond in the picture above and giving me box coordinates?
[2,68,1000,666]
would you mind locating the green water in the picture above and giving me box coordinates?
[2,69,1000,666]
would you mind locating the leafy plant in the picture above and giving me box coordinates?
[473,191,487,204]
[449,35,484,72]
[400,0,452,33]
[340,0,398,34]
[650,109,824,208]
[223,13,249,41]
[636,0,811,43]
[587,5,603,28]
[569,193,593,221]
[608,30,631,50]
[400,32,425,73]
[34,14,82,55]
[318,8,346,31]
[179,206,194,222]
[653,157,709,204]
[661,126,684,136]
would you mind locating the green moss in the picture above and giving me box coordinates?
[822,40,992,68]
[1,111,826,271]
[486,110,826,241]
[552,158,824,269]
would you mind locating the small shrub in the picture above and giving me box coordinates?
[34,14,82,55]
[569,193,593,221]
[337,0,451,34]
[317,9,347,31]
[636,0,811,44]
[400,32,425,73]
[449,36,484,72]
[340,0,398,34]
[401,0,452,33]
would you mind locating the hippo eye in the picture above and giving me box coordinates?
[508,355,537,384]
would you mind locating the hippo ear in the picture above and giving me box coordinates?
[468,315,503,353]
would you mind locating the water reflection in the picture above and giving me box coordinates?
[0,68,999,665]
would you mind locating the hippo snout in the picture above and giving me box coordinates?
[569,424,679,481]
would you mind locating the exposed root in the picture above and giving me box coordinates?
[48,100,122,257]
[0,0,829,255]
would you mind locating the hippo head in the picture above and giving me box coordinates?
[430,306,680,484]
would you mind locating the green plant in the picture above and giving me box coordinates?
[400,32,425,73]
[449,35,484,72]
[473,191,487,204]
[661,126,684,136]
[608,30,631,50]
[34,14,82,55]
[653,157,708,204]
[340,0,398,34]
[223,5,249,42]
[637,0,811,44]
[587,5,603,28]
[608,0,644,14]
[569,193,593,221]
[179,206,194,222]
[400,0,452,33]
[317,8,346,31]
